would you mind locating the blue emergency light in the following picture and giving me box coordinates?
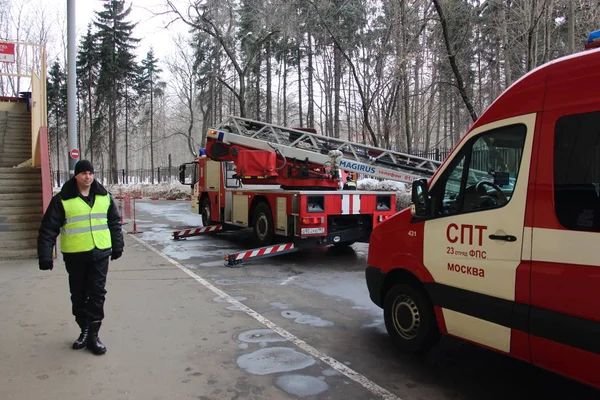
[585,29,600,49]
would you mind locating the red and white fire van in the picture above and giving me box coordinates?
[366,33,600,388]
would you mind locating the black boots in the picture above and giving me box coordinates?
[86,321,107,355]
[73,319,89,349]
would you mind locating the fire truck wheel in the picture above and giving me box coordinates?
[200,197,212,226]
[252,202,274,246]
[383,283,439,353]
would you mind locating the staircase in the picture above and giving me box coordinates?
[0,110,42,260]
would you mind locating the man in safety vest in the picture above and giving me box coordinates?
[343,175,357,190]
[37,160,124,355]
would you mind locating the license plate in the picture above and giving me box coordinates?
[301,227,325,235]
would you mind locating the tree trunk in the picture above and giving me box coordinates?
[266,41,272,123]
[432,0,478,122]
[499,1,512,87]
[307,34,314,127]
[334,45,341,138]
[297,46,303,127]
[150,78,155,184]
[568,0,575,54]
[283,57,287,126]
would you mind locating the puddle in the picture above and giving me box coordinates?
[213,296,247,303]
[236,347,316,375]
[361,318,387,334]
[281,310,334,328]
[321,368,341,377]
[276,374,329,397]
[238,329,287,345]
[270,302,293,310]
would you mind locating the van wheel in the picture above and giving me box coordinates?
[383,283,440,353]
[200,197,213,226]
[252,202,274,247]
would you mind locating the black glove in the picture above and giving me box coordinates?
[39,259,53,271]
[111,250,122,261]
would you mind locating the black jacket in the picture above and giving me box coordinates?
[37,178,124,263]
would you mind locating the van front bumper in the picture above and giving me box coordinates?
[365,266,386,308]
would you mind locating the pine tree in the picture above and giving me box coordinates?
[139,48,166,183]
[94,0,139,183]
[47,61,67,180]
[76,25,99,164]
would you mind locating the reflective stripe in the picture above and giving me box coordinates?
[61,224,109,235]
[66,213,106,224]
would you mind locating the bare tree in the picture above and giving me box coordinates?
[432,0,478,122]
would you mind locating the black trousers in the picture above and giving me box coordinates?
[65,256,109,324]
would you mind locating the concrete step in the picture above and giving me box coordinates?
[0,237,38,250]
[0,167,40,174]
[0,230,38,240]
[0,179,41,186]
[0,162,31,168]
[0,156,31,163]
[0,248,38,260]
[0,198,42,207]
[1,155,31,161]
[0,221,41,232]
[0,213,43,223]
[0,193,40,200]
[0,177,41,184]
[3,138,31,143]
[0,205,42,215]
[0,185,42,194]
[3,141,31,147]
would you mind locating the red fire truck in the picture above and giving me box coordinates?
[176,116,441,266]
[366,31,600,388]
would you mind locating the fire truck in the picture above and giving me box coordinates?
[366,31,600,389]
[175,115,441,266]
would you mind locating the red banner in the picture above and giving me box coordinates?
[0,42,15,63]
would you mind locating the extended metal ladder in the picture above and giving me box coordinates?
[210,116,442,184]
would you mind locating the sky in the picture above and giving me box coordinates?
[46,0,190,66]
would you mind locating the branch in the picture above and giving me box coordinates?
[432,0,478,122]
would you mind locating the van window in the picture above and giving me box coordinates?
[435,124,526,216]
[554,111,600,232]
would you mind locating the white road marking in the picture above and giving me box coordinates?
[280,276,296,286]
[127,233,401,400]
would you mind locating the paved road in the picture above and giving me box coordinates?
[127,200,598,399]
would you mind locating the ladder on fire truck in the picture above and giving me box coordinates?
[209,115,442,184]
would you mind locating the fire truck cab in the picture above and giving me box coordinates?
[366,32,600,389]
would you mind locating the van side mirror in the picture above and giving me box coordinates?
[178,162,197,186]
[411,178,432,218]
[178,164,187,185]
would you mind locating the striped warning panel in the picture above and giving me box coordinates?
[234,243,295,261]
[173,225,222,238]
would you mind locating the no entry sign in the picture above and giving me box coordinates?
[0,42,15,63]
[70,149,80,159]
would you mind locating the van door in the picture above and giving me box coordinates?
[530,108,600,387]
[422,114,535,355]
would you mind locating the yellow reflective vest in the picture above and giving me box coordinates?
[60,195,111,253]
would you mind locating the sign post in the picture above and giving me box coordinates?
[0,42,15,63]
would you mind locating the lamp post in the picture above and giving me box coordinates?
[67,0,78,176]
